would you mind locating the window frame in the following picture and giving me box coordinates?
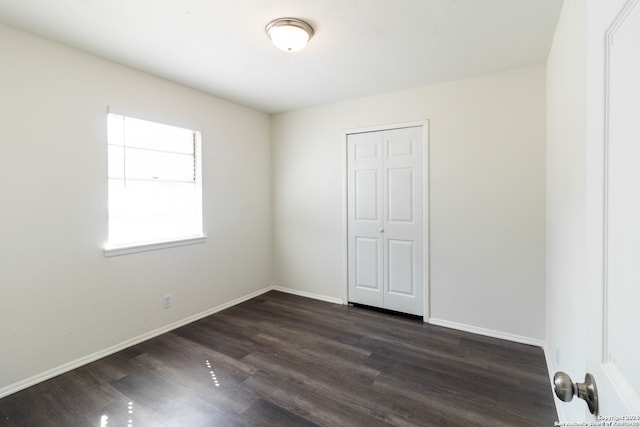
[103,107,206,257]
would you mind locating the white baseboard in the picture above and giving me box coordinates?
[428,317,545,348]
[270,285,345,305]
[0,286,272,399]
[543,343,565,423]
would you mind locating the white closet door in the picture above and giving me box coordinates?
[347,126,423,316]
[381,127,423,315]
[347,131,385,309]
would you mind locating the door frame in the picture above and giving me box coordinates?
[342,120,430,320]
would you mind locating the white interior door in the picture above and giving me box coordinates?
[586,0,640,416]
[347,131,384,309]
[347,126,424,316]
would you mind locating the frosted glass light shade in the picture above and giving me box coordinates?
[266,18,314,52]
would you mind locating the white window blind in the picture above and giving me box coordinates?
[106,112,203,252]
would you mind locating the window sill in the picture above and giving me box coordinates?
[103,235,206,257]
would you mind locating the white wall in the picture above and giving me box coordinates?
[0,24,271,394]
[272,66,546,342]
[545,0,588,421]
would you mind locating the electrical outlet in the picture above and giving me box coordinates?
[163,294,172,309]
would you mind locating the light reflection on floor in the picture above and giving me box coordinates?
[99,401,134,427]
[206,359,220,387]
[127,401,134,427]
[98,360,219,426]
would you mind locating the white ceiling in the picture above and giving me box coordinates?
[0,0,563,113]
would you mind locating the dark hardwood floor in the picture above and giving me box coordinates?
[0,291,557,426]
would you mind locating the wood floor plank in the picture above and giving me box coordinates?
[0,291,558,426]
[240,398,320,427]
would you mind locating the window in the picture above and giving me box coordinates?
[105,110,204,256]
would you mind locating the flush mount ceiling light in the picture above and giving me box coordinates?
[265,18,314,52]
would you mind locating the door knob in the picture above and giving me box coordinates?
[379,228,384,233]
[553,371,599,415]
